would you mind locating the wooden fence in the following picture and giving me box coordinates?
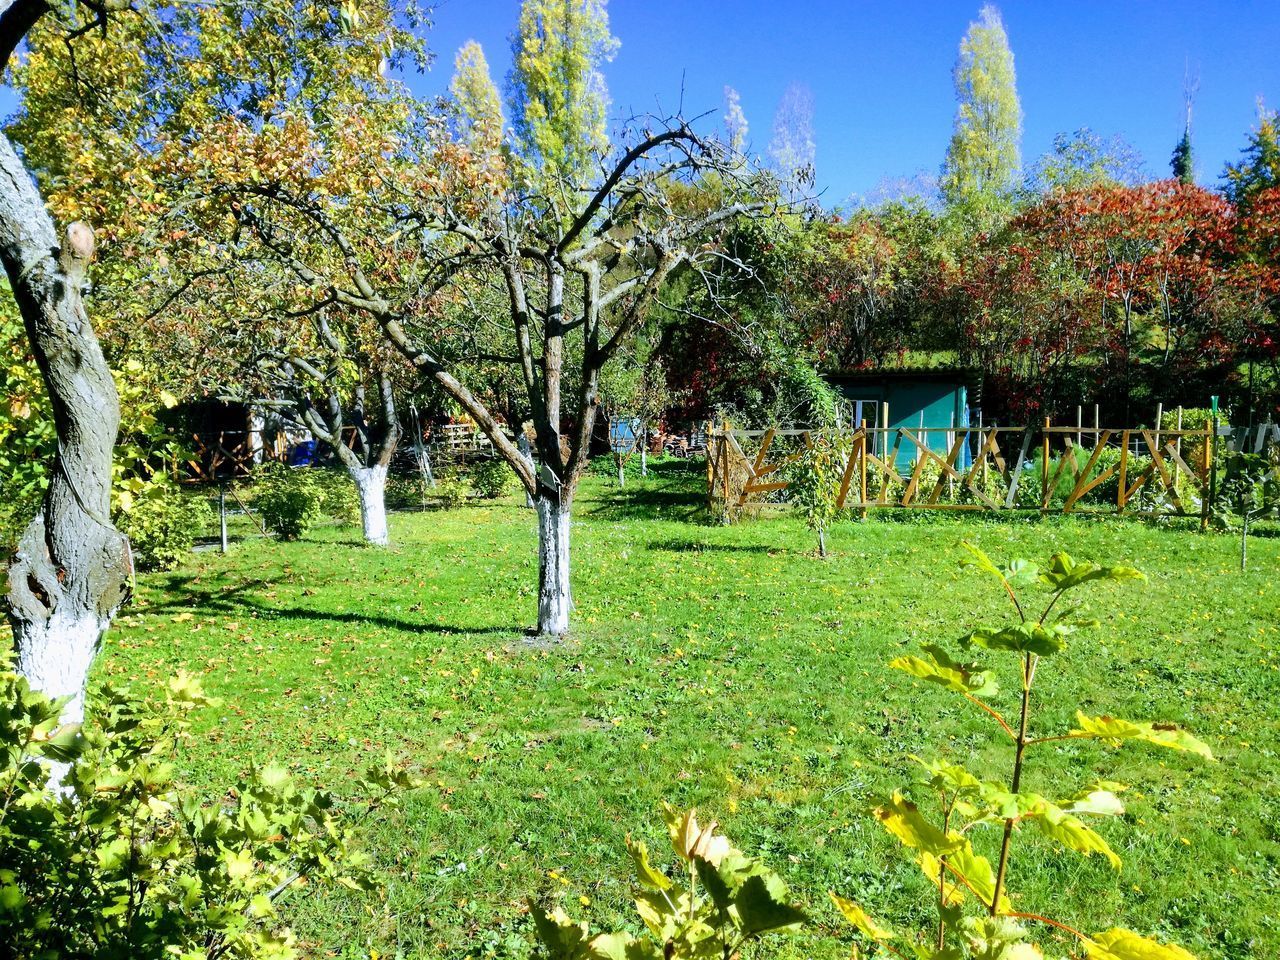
[707,419,1222,522]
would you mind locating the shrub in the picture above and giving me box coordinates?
[831,543,1210,960]
[0,664,412,959]
[251,464,326,540]
[784,433,849,556]
[307,467,361,525]
[433,473,470,509]
[469,458,517,499]
[529,803,805,960]
[115,484,215,570]
[386,472,429,509]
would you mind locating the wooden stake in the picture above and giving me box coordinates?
[1042,417,1051,507]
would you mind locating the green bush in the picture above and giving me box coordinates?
[433,474,470,509]
[469,458,517,499]
[251,464,327,540]
[307,467,361,525]
[0,663,412,960]
[115,484,215,570]
[386,472,429,509]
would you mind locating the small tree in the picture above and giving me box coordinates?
[832,543,1211,960]
[786,433,847,557]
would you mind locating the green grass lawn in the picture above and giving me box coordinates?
[102,462,1278,959]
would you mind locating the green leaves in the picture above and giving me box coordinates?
[890,644,998,696]
[1070,713,1215,760]
[734,873,807,935]
[1039,552,1146,592]
[963,622,1069,656]
[0,666,399,960]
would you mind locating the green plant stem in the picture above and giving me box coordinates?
[991,651,1035,916]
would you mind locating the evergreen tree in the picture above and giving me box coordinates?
[506,0,619,188]
[941,4,1021,219]
[1170,127,1194,183]
[1224,103,1280,210]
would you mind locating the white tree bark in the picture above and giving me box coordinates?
[352,463,390,546]
[536,496,572,637]
[14,606,107,726]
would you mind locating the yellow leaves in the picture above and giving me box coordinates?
[1086,929,1198,960]
[1070,712,1215,760]
[828,892,894,941]
[661,803,734,866]
[872,792,964,857]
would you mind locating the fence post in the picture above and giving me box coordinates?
[1206,396,1219,531]
[1041,417,1051,510]
[219,484,228,554]
[858,419,868,520]
[1118,432,1129,511]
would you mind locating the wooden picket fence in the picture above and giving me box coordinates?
[706,418,1219,522]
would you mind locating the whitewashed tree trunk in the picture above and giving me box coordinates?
[536,496,572,637]
[1,130,131,729]
[351,464,390,546]
[14,607,107,726]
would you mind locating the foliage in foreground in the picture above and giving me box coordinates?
[832,544,1212,960]
[0,665,411,959]
[531,803,805,959]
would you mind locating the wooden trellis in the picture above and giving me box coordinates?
[706,419,1216,521]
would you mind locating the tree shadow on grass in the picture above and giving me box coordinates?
[134,575,518,637]
[646,538,776,554]
[586,462,708,522]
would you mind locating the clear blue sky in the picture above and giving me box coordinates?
[415,0,1280,204]
[2,2,1276,204]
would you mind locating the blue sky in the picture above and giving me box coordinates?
[2,2,1276,204]
[414,0,1280,204]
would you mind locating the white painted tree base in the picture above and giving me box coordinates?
[16,608,107,727]
[352,464,390,546]
[536,497,572,637]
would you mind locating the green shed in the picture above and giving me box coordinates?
[826,369,979,475]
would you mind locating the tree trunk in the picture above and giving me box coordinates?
[351,464,390,546]
[536,494,572,638]
[1,132,131,725]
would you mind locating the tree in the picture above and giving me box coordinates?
[451,40,504,156]
[0,0,132,727]
[255,312,405,546]
[1024,128,1144,195]
[1171,72,1197,184]
[1224,103,1280,211]
[214,111,769,637]
[11,0,430,550]
[768,82,816,197]
[507,0,619,192]
[941,4,1021,221]
[723,85,749,155]
[1170,128,1194,184]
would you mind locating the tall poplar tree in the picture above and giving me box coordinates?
[451,40,504,155]
[941,4,1021,219]
[768,82,816,194]
[723,85,749,154]
[507,0,618,192]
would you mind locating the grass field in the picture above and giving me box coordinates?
[98,461,1278,959]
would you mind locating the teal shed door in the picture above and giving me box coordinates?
[884,381,967,475]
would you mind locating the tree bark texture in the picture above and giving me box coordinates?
[1,130,131,724]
